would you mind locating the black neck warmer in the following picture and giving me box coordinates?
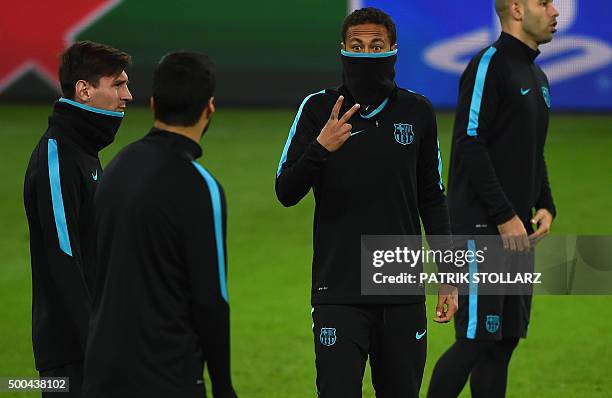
[341,49,397,108]
[48,98,124,155]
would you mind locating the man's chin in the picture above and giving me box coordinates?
[537,34,554,45]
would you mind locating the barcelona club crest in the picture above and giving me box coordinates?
[393,123,414,145]
[320,327,337,346]
[485,314,501,333]
[541,86,551,108]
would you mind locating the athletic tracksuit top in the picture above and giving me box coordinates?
[83,129,236,398]
[448,32,556,234]
[276,86,453,305]
[23,99,123,371]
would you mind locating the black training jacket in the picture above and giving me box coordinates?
[276,86,452,305]
[23,99,122,371]
[83,129,236,398]
[448,32,556,234]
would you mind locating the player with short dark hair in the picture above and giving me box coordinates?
[276,7,458,398]
[82,52,237,398]
[341,6,397,47]
[151,53,216,126]
[427,1,559,397]
[23,40,131,397]
[59,41,131,100]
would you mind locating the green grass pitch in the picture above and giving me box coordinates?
[0,105,610,397]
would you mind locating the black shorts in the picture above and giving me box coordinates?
[453,236,534,341]
[39,360,83,397]
[454,293,532,340]
[312,303,427,398]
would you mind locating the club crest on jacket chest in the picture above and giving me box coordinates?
[393,123,414,145]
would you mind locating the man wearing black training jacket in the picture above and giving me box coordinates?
[276,7,458,398]
[82,52,237,398]
[428,1,559,397]
[23,41,132,397]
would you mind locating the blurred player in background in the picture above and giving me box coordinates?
[23,41,131,397]
[428,1,559,397]
[82,52,237,398]
[276,7,457,398]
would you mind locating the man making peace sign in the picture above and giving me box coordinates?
[275,7,458,398]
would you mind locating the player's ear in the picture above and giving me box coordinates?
[340,42,346,51]
[207,97,215,116]
[149,97,155,113]
[391,43,398,51]
[510,0,523,21]
[74,80,90,102]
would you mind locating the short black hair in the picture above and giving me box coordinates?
[342,7,397,45]
[59,41,131,99]
[152,52,216,127]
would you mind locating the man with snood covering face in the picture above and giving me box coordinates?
[276,7,458,398]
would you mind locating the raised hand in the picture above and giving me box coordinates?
[316,95,360,152]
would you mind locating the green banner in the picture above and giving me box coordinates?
[0,0,347,106]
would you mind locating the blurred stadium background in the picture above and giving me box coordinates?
[1,0,610,397]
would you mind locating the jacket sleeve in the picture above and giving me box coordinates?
[35,138,91,349]
[416,101,455,275]
[535,154,556,217]
[275,91,329,207]
[453,48,516,226]
[183,167,237,398]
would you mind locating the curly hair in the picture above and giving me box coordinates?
[342,7,397,45]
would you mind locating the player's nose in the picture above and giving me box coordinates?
[550,4,560,18]
[123,87,133,102]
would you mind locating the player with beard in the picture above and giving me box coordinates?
[276,7,458,398]
[83,52,237,398]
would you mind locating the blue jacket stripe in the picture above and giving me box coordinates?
[437,139,444,191]
[467,239,478,339]
[276,90,326,176]
[467,47,497,137]
[191,161,228,303]
[47,139,73,256]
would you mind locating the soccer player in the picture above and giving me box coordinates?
[82,52,237,398]
[275,7,458,398]
[427,1,559,397]
[23,41,131,396]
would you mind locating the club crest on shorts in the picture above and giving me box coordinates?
[541,86,551,108]
[320,327,337,346]
[393,123,414,145]
[485,314,500,333]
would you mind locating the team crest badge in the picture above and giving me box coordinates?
[485,314,501,333]
[320,327,337,346]
[393,123,414,145]
[541,86,551,108]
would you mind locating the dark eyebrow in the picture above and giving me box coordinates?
[348,38,364,44]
